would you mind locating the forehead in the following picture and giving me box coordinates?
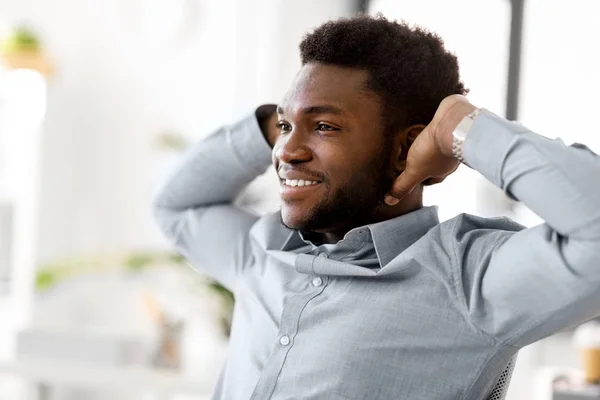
[280,63,380,118]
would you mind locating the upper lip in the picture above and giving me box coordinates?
[278,170,322,182]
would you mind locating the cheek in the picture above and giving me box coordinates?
[318,147,375,184]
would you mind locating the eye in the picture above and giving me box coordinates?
[276,122,291,134]
[316,123,339,132]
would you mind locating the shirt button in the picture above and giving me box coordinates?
[279,335,290,346]
[312,277,323,287]
[318,252,329,258]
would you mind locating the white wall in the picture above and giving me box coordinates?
[232,0,353,110]
[0,0,353,265]
[520,0,600,151]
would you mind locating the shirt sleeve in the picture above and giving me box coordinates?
[453,111,600,348]
[151,111,273,291]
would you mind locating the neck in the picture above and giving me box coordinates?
[317,188,423,244]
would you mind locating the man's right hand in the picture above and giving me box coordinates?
[256,104,279,148]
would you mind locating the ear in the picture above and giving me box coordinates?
[394,124,426,171]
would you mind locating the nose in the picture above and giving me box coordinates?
[275,129,312,164]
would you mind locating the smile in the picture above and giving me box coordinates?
[279,179,322,199]
[281,179,320,187]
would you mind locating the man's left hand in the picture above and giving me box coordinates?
[384,95,477,206]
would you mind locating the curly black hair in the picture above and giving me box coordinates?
[299,14,468,135]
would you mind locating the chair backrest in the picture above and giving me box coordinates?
[486,354,518,400]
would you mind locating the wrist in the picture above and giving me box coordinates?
[434,100,477,158]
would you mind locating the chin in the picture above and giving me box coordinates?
[280,205,313,230]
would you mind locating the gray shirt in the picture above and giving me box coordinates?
[152,109,600,400]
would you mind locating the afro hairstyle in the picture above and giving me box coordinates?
[299,14,468,135]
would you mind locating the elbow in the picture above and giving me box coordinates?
[150,191,182,242]
[151,194,166,226]
[151,190,166,217]
[152,205,185,244]
[150,180,177,220]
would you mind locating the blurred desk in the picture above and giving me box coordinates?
[0,357,211,400]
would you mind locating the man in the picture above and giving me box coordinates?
[153,15,600,400]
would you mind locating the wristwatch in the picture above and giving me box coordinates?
[452,108,483,164]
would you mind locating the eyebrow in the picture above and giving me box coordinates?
[277,105,344,116]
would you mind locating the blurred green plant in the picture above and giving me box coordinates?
[0,26,42,54]
[155,131,190,152]
[36,251,235,337]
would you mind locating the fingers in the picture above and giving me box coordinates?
[384,170,422,206]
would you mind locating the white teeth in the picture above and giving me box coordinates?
[283,179,319,186]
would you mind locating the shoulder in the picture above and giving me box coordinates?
[446,213,525,238]
[425,213,525,254]
[436,214,525,268]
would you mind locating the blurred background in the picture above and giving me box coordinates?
[0,0,598,399]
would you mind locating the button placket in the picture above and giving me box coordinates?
[251,249,333,398]
[279,335,290,346]
[250,276,328,400]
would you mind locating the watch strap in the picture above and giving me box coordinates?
[452,108,482,164]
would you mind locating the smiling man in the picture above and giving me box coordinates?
[153,15,600,400]
[274,63,421,243]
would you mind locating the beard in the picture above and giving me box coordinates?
[280,140,395,234]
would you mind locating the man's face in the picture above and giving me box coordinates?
[273,63,396,235]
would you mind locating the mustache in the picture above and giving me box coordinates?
[277,165,326,182]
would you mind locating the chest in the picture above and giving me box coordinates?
[227,255,493,399]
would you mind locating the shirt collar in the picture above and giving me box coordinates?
[280,206,440,268]
[367,206,439,267]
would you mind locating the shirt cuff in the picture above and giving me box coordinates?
[462,111,528,189]
[229,107,275,175]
